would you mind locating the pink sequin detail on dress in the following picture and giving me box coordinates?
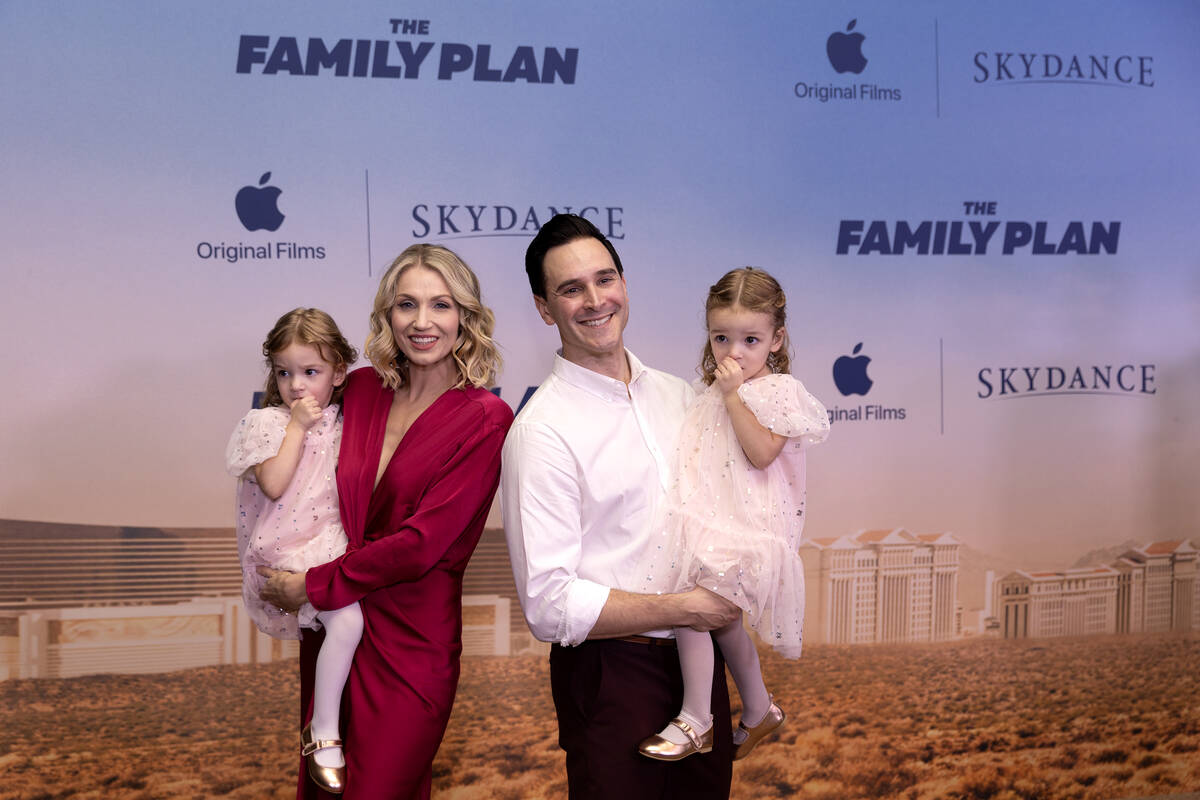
[225,404,348,640]
[636,373,829,658]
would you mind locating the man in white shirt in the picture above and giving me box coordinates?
[501,214,739,799]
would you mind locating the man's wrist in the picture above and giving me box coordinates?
[665,591,693,628]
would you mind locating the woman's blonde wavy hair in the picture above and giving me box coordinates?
[365,244,501,390]
[699,267,791,385]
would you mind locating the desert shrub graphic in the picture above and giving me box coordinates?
[1,634,1197,799]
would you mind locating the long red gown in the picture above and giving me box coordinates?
[296,366,513,799]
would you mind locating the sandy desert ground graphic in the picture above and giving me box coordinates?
[1,633,1197,800]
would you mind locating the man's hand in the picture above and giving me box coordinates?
[680,586,740,631]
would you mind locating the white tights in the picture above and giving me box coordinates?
[309,602,364,768]
[672,620,771,736]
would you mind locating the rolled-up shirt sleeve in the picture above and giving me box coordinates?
[501,420,610,645]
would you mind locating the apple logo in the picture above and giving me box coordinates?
[833,342,873,396]
[235,171,285,232]
[827,19,867,75]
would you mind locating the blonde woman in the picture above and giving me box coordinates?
[261,244,513,799]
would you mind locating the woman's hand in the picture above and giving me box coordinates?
[257,566,309,613]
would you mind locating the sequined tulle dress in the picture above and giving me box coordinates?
[637,373,829,658]
[225,404,348,639]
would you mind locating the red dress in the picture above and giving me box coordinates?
[297,367,513,799]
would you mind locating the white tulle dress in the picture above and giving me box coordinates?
[636,373,829,658]
[224,404,348,640]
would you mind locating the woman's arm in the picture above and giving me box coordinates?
[258,411,510,612]
[305,407,512,611]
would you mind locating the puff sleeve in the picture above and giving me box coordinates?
[737,373,830,448]
[224,406,289,478]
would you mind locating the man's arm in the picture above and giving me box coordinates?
[502,420,740,644]
[502,421,610,644]
[587,587,740,640]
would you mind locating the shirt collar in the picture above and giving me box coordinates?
[551,348,647,402]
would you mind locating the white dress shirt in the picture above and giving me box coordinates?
[501,349,693,645]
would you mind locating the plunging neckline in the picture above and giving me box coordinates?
[373,387,456,492]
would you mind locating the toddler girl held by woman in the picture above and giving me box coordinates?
[636,268,830,762]
[225,308,363,795]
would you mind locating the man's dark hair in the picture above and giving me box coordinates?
[524,214,625,298]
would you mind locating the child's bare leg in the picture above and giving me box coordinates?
[310,603,363,768]
[713,619,771,740]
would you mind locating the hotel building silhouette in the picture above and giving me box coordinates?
[994,540,1198,639]
[799,528,961,645]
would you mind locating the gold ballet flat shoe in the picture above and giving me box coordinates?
[733,701,786,760]
[638,717,714,762]
[301,722,346,794]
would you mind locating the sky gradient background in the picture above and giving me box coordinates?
[2,1,1197,569]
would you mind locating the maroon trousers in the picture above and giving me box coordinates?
[550,637,733,800]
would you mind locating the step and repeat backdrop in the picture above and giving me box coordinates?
[2,1,1199,796]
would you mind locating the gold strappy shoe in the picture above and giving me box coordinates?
[638,717,714,761]
[301,722,346,794]
[733,700,786,760]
